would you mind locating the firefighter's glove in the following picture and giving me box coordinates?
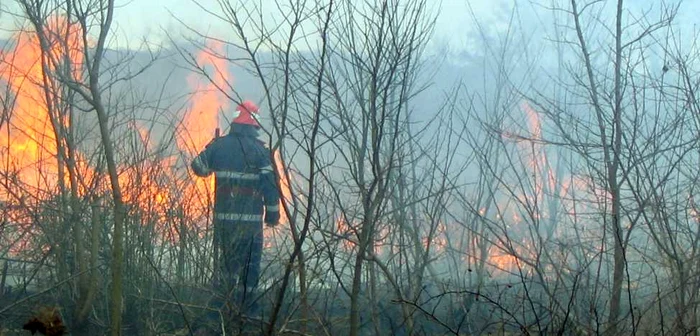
[265,210,280,227]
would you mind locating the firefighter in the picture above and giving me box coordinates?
[190,100,280,324]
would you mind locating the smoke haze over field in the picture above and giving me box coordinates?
[1,1,700,335]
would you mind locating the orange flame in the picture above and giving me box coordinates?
[476,102,555,274]
[166,40,233,241]
[179,40,231,153]
[489,251,518,271]
[336,216,358,250]
[263,149,293,249]
[422,222,447,253]
[0,17,92,255]
[273,149,292,222]
[0,19,293,256]
[0,17,84,192]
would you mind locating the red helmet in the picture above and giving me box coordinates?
[232,100,260,127]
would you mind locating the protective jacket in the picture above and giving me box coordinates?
[191,124,280,225]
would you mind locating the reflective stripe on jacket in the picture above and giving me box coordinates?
[191,124,280,224]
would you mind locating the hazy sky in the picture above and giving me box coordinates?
[1,0,698,55]
[110,0,700,48]
[0,0,507,49]
[114,0,479,45]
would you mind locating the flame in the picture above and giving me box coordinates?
[478,102,555,274]
[336,216,358,250]
[0,17,91,255]
[483,101,612,276]
[167,40,233,243]
[263,149,293,249]
[523,101,542,140]
[373,225,390,256]
[0,17,84,192]
[179,40,230,153]
[422,222,447,253]
[0,21,222,252]
[489,251,518,271]
[0,19,294,259]
[273,149,292,223]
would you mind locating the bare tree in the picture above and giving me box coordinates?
[621,24,700,334]
[0,3,107,332]
[11,0,156,333]
[515,0,678,334]
[176,1,457,335]
[4,0,697,334]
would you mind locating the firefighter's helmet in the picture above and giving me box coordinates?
[232,100,260,127]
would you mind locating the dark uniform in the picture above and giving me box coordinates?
[191,122,280,319]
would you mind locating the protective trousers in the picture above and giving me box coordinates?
[213,221,263,318]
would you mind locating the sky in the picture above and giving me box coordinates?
[113,0,699,44]
[113,0,480,47]
[0,0,698,59]
[0,0,507,51]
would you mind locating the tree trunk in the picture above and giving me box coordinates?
[76,198,101,324]
[369,261,381,336]
[606,0,626,333]
[95,105,126,336]
[607,201,624,333]
[177,211,186,283]
[349,240,367,336]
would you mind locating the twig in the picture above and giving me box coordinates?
[144,255,193,336]
[0,265,99,316]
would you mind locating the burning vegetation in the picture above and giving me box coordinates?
[0,0,698,335]
[0,18,579,329]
